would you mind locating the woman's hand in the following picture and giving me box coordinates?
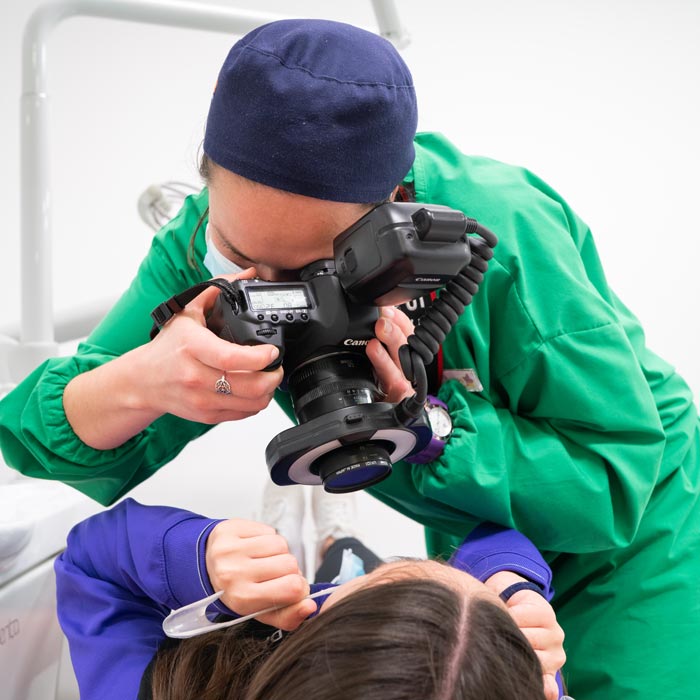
[485,571,566,700]
[205,518,317,631]
[64,268,283,450]
[366,306,415,404]
[142,269,283,422]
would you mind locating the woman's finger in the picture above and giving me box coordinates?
[366,339,413,403]
[543,673,560,700]
[374,311,410,366]
[255,597,318,632]
[187,267,258,313]
[237,533,292,558]
[245,552,305,583]
[507,598,557,628]
[181,325,281,373]
[206,370,282,415]
[222,572,310,617]
[382,306,415,337]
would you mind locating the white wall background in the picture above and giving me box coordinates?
[1,0,699,563]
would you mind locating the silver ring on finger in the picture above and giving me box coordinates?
[215,374,232,395]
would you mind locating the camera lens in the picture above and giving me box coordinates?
[288,351,382,424]
[312,442,393,493]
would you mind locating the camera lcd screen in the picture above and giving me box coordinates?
[247,286,310,310]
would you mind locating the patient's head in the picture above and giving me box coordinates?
[149,560,547,700]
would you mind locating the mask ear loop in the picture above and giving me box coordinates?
[162,587,332,639]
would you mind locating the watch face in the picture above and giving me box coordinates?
[427,406,452,438]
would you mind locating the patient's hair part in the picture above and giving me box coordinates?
[149,577,546,700]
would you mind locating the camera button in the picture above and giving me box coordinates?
[300,313,309,321]
[271,314,279,322]
[286,313,294,321]
[343,248,358,273]
[257,314,265,321]
[344,413,364,424]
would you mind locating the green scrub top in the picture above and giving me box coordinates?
[1,132,698,699]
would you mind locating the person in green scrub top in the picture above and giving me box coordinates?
[1,19,698,700]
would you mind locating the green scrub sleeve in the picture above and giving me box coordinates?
[443,321,664,552]
[365,133,670,555]
[0,192,212,505]
[372,316,667,555]
[0,355,211,505]
[383,215,669,554]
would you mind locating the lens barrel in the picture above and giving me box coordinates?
[288,351,381,424]
[286,350,393,492]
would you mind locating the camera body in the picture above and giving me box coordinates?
[208,202,471,371]
[207,262,379,376]
[206,202,473,492]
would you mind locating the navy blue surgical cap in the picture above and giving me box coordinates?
[203,19,418,203]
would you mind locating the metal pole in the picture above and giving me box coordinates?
[17,0,291,379]
[16,0,408,383]
[370,0,410,49]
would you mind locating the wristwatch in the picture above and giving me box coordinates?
[406,395,453,464]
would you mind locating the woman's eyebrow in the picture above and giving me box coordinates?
[210,224,259,264]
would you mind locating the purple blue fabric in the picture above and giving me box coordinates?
[448,521,554,600]
[55,498,561,699]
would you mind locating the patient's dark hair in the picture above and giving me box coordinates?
[149,577,546,700]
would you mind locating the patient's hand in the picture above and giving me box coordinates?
[205,518,316,631]
[485,571,566,700]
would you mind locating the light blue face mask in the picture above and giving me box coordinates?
[203,225,247,277]
[331,548,367,584]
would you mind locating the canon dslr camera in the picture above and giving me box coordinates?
[203,202,494,492]
[151,201,496,493]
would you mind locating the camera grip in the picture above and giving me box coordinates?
[205,290,286,371]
